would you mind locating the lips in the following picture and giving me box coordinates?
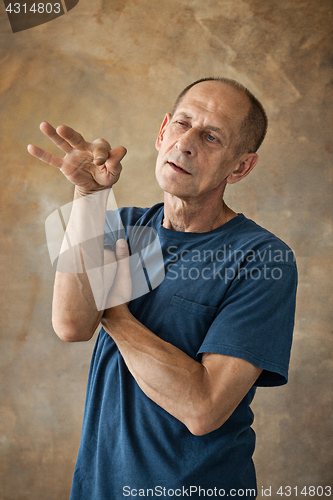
[167,161,191,175]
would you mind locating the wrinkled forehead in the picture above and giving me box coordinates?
[176,81,250,126]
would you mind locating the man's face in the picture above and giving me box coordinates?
[155,81,251,202]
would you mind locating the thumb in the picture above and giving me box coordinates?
[105,146,127,175]
[116,238,130,260]
[111,238,132,306]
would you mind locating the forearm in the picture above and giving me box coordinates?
[52,188,111,341]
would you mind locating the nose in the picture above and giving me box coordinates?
[175,129,197,156]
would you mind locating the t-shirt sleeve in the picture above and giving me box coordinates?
[197,262,298,386]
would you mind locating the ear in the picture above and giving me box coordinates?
[155,113,171,151]
[226,153,258,185]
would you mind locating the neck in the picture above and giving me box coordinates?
[162,192,237,233]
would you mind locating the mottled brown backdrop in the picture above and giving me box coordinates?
[0,0,332,499]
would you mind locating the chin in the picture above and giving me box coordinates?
[155,169,196,199]
[161,185,195,201]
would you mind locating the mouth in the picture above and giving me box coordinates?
[167,161,191,175]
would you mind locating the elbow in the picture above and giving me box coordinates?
[186,420,221,437]
[185,412,228,437]
[184,404,232,436]
[52,318,94,343]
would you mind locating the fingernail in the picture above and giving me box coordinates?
[117,239,127,248]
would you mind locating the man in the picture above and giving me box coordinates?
[28,78,297,499]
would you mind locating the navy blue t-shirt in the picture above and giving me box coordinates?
[70,204,297,500]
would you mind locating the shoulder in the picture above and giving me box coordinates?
[230,214,297,268]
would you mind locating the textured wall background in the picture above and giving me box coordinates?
[0,0,332,499]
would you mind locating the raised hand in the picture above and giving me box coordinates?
[28,122,127,196]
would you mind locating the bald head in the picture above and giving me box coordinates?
[172,78,268,156]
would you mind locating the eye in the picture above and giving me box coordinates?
[205,133,218,143]
[176,121,188,127]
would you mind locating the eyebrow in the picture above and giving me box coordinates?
[175,112,227,137]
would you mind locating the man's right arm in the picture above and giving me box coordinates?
[52,187,116,342]
[28,122,126,342]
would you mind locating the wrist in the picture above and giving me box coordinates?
[74,185,111,199]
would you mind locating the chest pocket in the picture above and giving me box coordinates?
[162,295,218,359]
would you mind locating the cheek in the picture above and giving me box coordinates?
[159,129,178,151]
[199,160,229,186]
[155,154,167,184]
[156,149,166,170]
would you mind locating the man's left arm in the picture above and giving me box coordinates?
[102,304,262,436]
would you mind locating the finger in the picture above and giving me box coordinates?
[92,138,111,166]
[39,122,73,154]
[105,146,127,175]
[27,144,63,168]
[56,125,88,151]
